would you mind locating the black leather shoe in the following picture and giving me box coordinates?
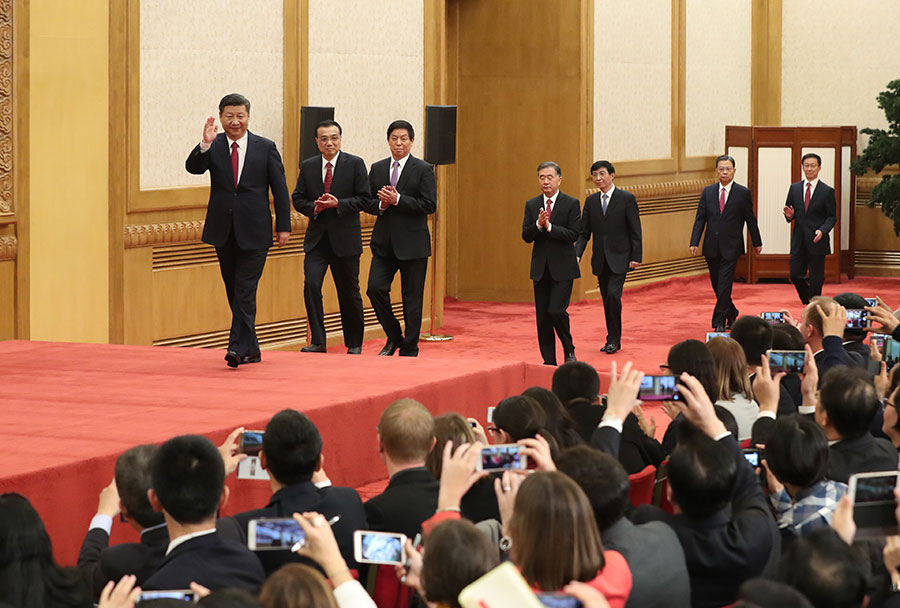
[714,324,726,332]
[725,310,739,329]
[379,341,399,356]
[564,351,577,362]
[347,347,362,355]
[301,344,326,353]
[399,348,419,357]
[241,353,261,364]
[225,351,241,368]
[602,344,620,354]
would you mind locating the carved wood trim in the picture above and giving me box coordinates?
[0,0,13,214]
[0,235,14,260]
[586,179,712,216]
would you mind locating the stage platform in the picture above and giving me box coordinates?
[0,340,553,565]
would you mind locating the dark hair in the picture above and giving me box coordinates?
[198,589,263,608]
[521,387,583,450]
[777,528,867,608]
[426,413,475,479]
[263,410,323,486]
[219,93,250,114]
[151,435,225,524]
[0,494,92,608]
[801,153,822,167]
[667,425,736,519]
[715,154,736,168]
[537,161,562,176]
[492,395,557,450]
[819,366,880,440]
[667,339,720,401]
[730,316,774,366]
[738,578,814,608]
[590,160,615,175]
[555,446,629,532]
[552,361,600,404]
[714,405,739,438]
[259,563,337,608]
[315,120,342,136]
[377,399,434,463]
[833,292,868,341]
[386,120,414,140]
[766,415,829,489]
[115,444,164,529]
[421,520,498,607]
[771,323,804,351]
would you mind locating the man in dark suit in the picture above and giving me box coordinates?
[690,155,763,331]
[365,120,437,357]
[186,93,291,368]
[576,160,642,354]
[783,153,837,304]
[522,162,581,366]
[144,435,264,592]
[78,445,168,599]
[218,410,367,575]
[293,120,370,354]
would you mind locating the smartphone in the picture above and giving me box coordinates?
[865,297,878,307]
[247,517,306,551]
[760,311,784,324]
[766,349,807,374]
[486,406,495,424]
[639,375,681,401]
[137,591,197,603]
[477,444,527,472]
[705,331,730,342]
[536,593,584,608]
[238,430,264,456]
[353,530,407,565]
[742,448,763,467]
[846,309,870,330]
[849,471,900,539]
[872,333,888,351]
[885,338,900,371]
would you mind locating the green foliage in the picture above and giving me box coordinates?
[851,79,900,235]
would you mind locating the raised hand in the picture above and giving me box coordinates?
[751,354,786,414]
[202,116,218,144]
[783,205,794,220]
[674,372,727,438]
[437,441,487,511]
[818,303,847,338]
[606,361,644,422]
[866,297,900,334]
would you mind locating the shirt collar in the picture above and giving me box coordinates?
[323,151,340,167]
[226,131,249,150]
[600,184,616,199]
[166,528,216,555]
[391,154,410,171]
[719,180,733,194]
[140,522,167,538]
[545,190,560,205]
[804,178,819,190]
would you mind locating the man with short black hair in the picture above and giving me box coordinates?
[730,315,797,415]
[293,120,370,354]
[144,435,264,592]
[778,528,868,608]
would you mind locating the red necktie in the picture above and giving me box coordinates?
[324,161,333,194]
[719,187,726,214]
[545,199,553,218]
[231,141,239,188]
[804,183,811,211]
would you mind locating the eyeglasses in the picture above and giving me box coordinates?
[487,427,501,436]
[885,400,897,410]
[659,364,671,372]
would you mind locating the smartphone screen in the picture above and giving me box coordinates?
[248,518,306,551]
[486,406,495,424]
[865,298,878,307]
[639,375,681,401]
[767,350,806,374]
[239,430,264,456]
[536,593,584,608]
[850,472,900,532]
[705,331,730,342]
[478,444,526,471]
[138,591,196,603]
[354,531,406,565]
[846,309,869,330]
[885,338,900,370]
[760,312,784,324]
[872,333,887,350]
[743,449,761,467]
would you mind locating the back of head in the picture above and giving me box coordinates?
[771,323,804,351]
[803,296,839,338]
[552,361,600,404]
[425,413,475,479]
[778,528,867,608]
[492,395,553,445]
[766,415,829,488]
[521,387,582,449]
[555,445,629,532]
[667,339,720,401]
[421,519,499,607]
[377,399,435,464]
[707,337,753,400]
[819,366,880,440]
[151,435,225,524]
[263,409,323,485]
[833,292,868,341]
[259,564,337,608]
[667,424,736,519]
[738,578,814,608]
[198,589,263,608]
[510,471,604,590]
[115,444,165,529]
[730,316,774,366]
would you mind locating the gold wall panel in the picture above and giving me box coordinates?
[0,258,14,339]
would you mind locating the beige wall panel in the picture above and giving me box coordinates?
[140,0,284,189]
[782,1,900,149]
[594,0,671,162]
[0,260,14,340]
[152,262,232,339]
[800,146,835,252]
[308,0,424,166]
[640,211,699,262]
[123,248,153,345]
[856,206,900,252]
[685,0,751,157]
[756,147,792,255]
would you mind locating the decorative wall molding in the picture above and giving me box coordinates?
[0,235,15,260]
[0,0,13,214]
[856,175,882,206]
[856,250,900,268]
[624,255,707,284]
[587,179,712,216]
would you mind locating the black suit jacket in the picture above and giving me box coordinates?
[186,132,291,250]
[221,481,367,575]
[292,152,371,256]
[367,155,437,260]
[522,192,581,282]
[576,187,642,275]
[784,180,836,255]
[77,524,169,599]
[843,340,871,370]
[142,532,265,593]
[828,435,898,484]
[364,467,439,539]
[690,182,762,260]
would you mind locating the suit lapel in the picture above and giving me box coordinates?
[395,155,415,192]
[314,154,325,194]
[237,132,257,189]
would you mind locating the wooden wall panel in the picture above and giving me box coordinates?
[0,258,14,340]
[855,176,900,277]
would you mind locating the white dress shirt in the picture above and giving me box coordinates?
[199,131,248,185]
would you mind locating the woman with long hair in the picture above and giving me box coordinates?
[707,336,759,439]
[521,387,583,450]
[660,339,721,452]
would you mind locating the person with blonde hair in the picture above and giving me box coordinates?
[708,337,759,440]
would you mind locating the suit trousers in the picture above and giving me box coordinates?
[533,267,575,365]
[304,237,364,347]
[705,255,739,327]
[597,260,627,345]
[367,251,428,355]
[215,228,268,356]
[789,246,825,304]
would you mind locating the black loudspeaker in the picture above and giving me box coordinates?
[424,105,457,165]
[299,106,335,165]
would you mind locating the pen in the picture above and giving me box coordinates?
[291,515,341,552]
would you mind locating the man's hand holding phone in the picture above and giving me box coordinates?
[605,361,644,424]
[218,427,248,476]
[673,373,727,438]
[866,297,900,335]
[437,441,487,512]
